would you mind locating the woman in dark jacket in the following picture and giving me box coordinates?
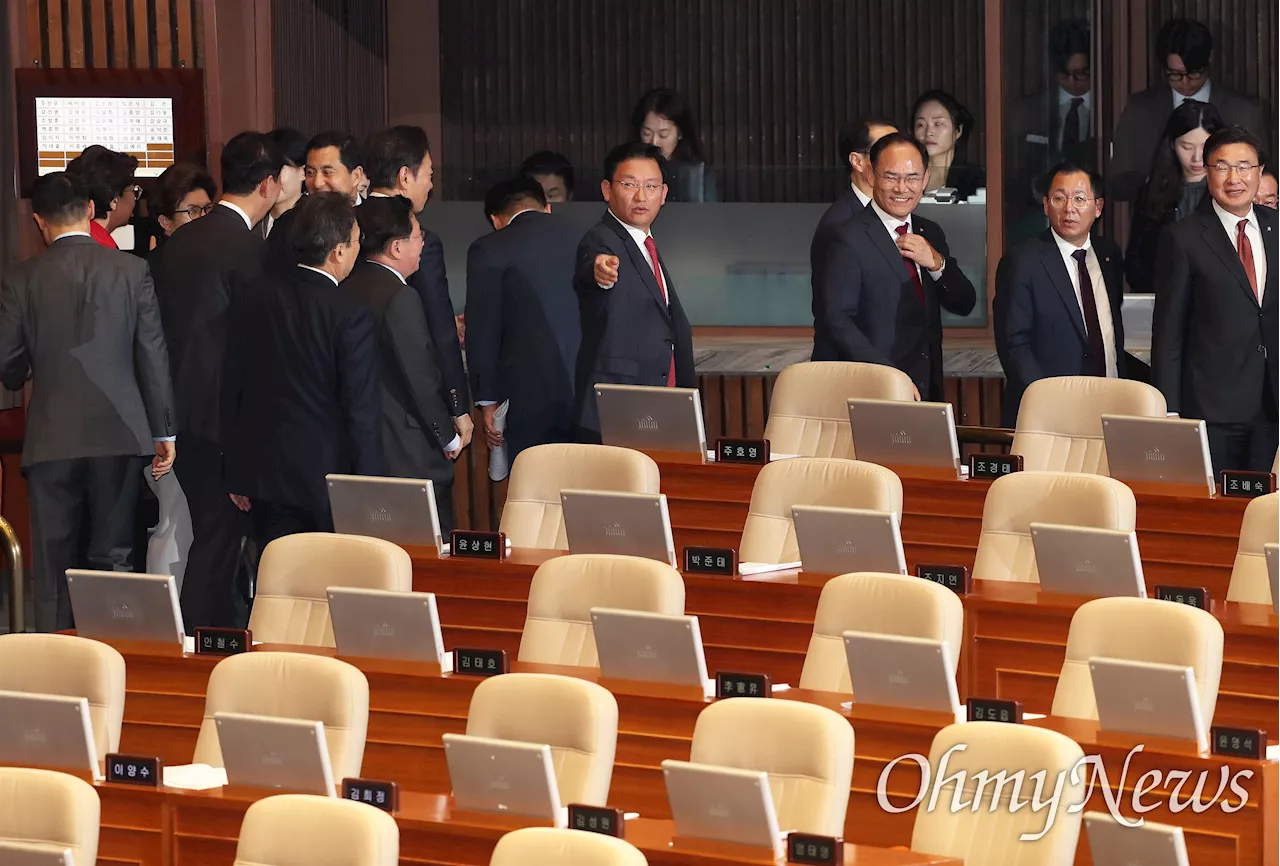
[630,87,717,203]
[912,89,986,201]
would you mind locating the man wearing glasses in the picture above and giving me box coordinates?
[1153,126,1278,475]
[1110,18,1270,202]
[994,163,1126,427]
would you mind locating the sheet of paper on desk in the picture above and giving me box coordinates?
[163,764,228,790]
[1267,744,1280,762]
[738,561,802,576]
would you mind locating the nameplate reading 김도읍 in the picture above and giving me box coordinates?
[683,546,737,575]
[716,671,771,699]
[194,627,252,656]
[715,437,770,465]
[1220,470,1276,499]
[914,564,972,595]
[968,453,1023,480]
[966,697,1023,724]
[450,530,506,560]
[341,778,399,813]
[568,804,626,838]
[786,832,843,866]
[1153,585,1209,610]
[452,647,508,677]
[105,754,162,787]
[1210,726,1266,760]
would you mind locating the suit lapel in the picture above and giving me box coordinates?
[1038,232,1087,343]
[857,204,911,280]
[1261,209,1277,310]
[604,213,671,319]
[1198,209,1260,307]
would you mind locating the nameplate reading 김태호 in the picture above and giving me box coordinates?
[683,546,737,575]
[450,530,506,560]
[715,437,770,465]
[716,671,771,699]
[968,453,1023,480]
[1210,726,1267,760]
[452,647,508,677]
[786,832,843,865]
[966,697,1023,724]
[1154,585,1209,610]
[341,778,399,813]
[914,564,972,595]
[105,754,162,787]
[568,804,626,839]
[194,627,251,656]
[1220,470,1276,499]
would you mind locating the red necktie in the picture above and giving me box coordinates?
[1237,219,1260,302]
[644,236,677,387]
[894,224,925,303]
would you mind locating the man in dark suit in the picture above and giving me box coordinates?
[268,131,367,267]
[465,176,581,466]
[994,163,1126,427]
[1110,18,1271,202]
[152,131,282,630]
[0,172,175,632]
[1153,126,1278,474]
[347,196,461,533]
[811,132,977,401]
[225,192,384,548]
[364,126,473,449]
[574,142,696,440]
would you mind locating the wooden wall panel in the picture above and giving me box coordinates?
[25,0,202,69]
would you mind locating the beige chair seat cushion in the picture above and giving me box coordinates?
[233,794,398,866]
[1226,492,1279,604]
[763,362,915,458]
[1011,376,1166,473]
[489,827,648,865]
[0,767,100,866]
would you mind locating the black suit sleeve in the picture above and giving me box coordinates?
[1151,226,1190,414]
[463,239,504,403]
[336,306,386,475]
[133,264,176,438]
[992,252,1045,387]
[812,232,894,365]
[387,286,455,450]
[409,232,470,414]
[0,274,29,392]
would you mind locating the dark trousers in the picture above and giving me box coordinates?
[434,481,454,539]
[25,454,147,633]
[251,499,331,553]
[175,436,251,630]
[1207,420,1280,475]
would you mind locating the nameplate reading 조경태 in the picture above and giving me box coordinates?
[968,453,1023,480]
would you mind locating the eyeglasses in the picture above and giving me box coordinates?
[876,171,924,187]
[1048,193,1094,209]
[614,180,663,193]
[176,203,216,220]
[127,184,142,199]
[1209,162,1260,178]
[1060,69,1091,82]
[1164,67,1208,83]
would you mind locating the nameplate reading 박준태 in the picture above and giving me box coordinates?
[105,754,162,787]
[715,437,770,465]
[715,671,771,699]
[786,832,843,865]
[683,546,737,575]
[568,804,626,838]
[966,697,1023,724]
[452,648,508,677]
[194,627,251,656]
[341,778,399,813]
[968,453,1022,480]
[1153,585,1209,610]
[1220,470,1276,499]
[1210,726,1266,760]
[914,564,972,594]
[449,530,506,560]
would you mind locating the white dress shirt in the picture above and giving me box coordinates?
[851,183,871,207]
[218,200,254,230]
[868,200,946,279]
[260,213,274,237]
[1213,200,1267,302]
[1057,88,1091,148]
[1051,229,1118,378]
[598,210,670,296]
[297,264,339,286]
[1173,79,1211,109]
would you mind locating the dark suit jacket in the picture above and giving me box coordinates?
[405,222,470,416]
[464,210,581,458]
[573,211,696,437]
[1152,203,1279,423]
[994,230,1127,428]
[938,162,986,202]
[152,203,265,444]
[264,206,299,269]
[811,203,977,401]
[1006,90,1097,209]
[1109,83,1271,202]
[224,266,385,515]
[0,235,175,466]
[343,261,455,485]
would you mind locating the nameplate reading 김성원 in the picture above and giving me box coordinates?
[786,832,843,865]
[715,437,770,465]
[105,754,162,787]
[194,627,252,656]
[452,647,508,677]
[341,778,399,813]
[966,697,1023,724]
[1210,726,1266,760]
[716,671,771,699]
[1153,585,1209,610]
[968,453,1023,480]
[683,546,737,575]
[450,530,506,560]
[1220,470,1276,499]
[568,804,626,838]
[914,564,972,595]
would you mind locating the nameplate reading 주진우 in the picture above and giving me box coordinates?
[452,647,508,677]
[1154,585,1209,610]
[568,804,626,838]
[105,753,162,787]
[1220,470,1276,499]
[1210,726,1266,760]
[968,453,1023,480]
[194,627,251,656]
[683,546,737,575]
[786,832,843,865]
[716,671,771,699]
[341,778,399,813]
[715,437,770,465]
[966,697,1023,724]
[914,564,972,595]
[450,530,506,560]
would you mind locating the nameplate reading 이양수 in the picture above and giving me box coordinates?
[105,754,162,787]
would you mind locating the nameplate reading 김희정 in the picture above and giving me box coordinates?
[1210,726,1267,760]
[341,778,399,813]
[1153,585,1209,610]
[968,453,1023,480]
[786,832,844,865]
[105,753,162,787]
[450,530,506,560]
[715,671,772,699]
[1220,470,1276,499]
[914,564,972,595]
[683,546,737,575]
[568,804,626,838]
[966,697,1023,724]
[715,437,770,465]
[194,627,252,656]
[452,647,508,677]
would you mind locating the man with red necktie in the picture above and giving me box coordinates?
[573,142,695,441]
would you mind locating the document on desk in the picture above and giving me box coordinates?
[163,764,228,790]
[738,561,803,576]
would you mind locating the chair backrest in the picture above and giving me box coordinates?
[910,722,1085,866]
[739,458,902,564]
[0,768,100,866]
[233,794,398,866]
[518,554,686,666]
[489,827,648,866]
[465,673,618,806]
[1226,492,1279,604]
[499,444,661,549]
[192,652,370,779]
[1051,597,1224,727]
[0,633,125,758]
[688,698,853,835]
[973,471,1136,583]
[248,533,412,647]
[763,362,916,458]
[1011,376,1166,473]
[799,572,964,693]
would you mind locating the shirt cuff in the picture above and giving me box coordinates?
[927,259,946,279]
[153,436,176,442]
[597,281,615,289]
[443,434,462,453]
[476,400,498,407]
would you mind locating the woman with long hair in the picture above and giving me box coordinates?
[629,87,717,202]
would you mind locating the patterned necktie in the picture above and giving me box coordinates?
[1237,219,1260,302]
[644,236,677,387]
[894,224,925,303]
[1072,249,1106,376]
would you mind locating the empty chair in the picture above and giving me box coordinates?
[465,673,618,806]
[0,633,125,758]
[489,827,647,866]
[911,722,1085,866]
[738,458,902,565]
[518,554,686,666]
[0,768,100,865]
[1226,492,1279,605]
[763,361,916,458]
[249,533,412,646]
[499,444,660,549]
[1051,596,1223,727]
[1011,376,1166,473]
[233,794,398,866]
[689,698,853,835]
[192,652,369,780]
[799,572,963,693]
[972,471,1135,584]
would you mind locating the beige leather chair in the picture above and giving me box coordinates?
[0,768,100,865]
[689,698,853,835]
[739,458,902,564]
[233,794,398,866]
[1011,376,1166,473]
[518,554,685,666]
[763,361,916,458]
[499,444,661,549]
[249,532,412,646]
[972,471,1136,583]
[1226,492,1279,605]
[911,722,1085,866]
[799,572,964,693]
[192,652,369,780]
[1051,597,1223,727]
[465,673,618,806]
[489,827,648,866]
[0,633,125,758]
